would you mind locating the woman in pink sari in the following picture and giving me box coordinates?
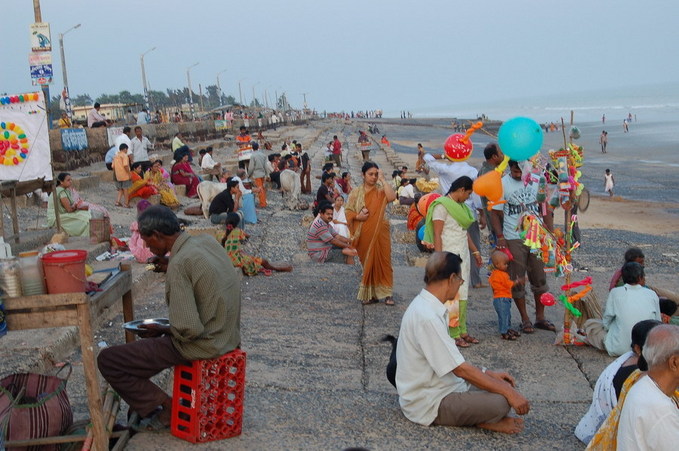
[170,153,199,198]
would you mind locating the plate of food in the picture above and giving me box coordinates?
[123,318,170,335]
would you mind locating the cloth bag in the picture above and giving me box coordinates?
[0,365,73,450]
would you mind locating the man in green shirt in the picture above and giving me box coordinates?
[98,206,241,431]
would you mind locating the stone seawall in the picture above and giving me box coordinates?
[49,117,310,170]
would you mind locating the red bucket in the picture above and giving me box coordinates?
[41,250,88,294]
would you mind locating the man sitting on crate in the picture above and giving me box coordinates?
[97,205,241,432]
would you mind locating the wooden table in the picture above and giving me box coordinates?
[3,265,133,451]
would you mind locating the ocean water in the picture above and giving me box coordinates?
[412,82,679,124]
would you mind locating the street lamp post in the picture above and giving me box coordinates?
[238,78,247,106]
[186,62,199,120]
[252,82,260,108]
[140,47,156,111]
[58,23,81,119]
[216,69,227,107]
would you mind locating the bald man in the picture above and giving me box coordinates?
[396,251,530,434]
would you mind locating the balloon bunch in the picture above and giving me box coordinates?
[0,93,40,105]
[0,122,29,166]
[548,145,585,211]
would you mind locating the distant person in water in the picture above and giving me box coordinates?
[600,131,608,153]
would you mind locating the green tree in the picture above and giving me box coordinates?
[71,93,93,106]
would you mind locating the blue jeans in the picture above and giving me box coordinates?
[493,297,512,334]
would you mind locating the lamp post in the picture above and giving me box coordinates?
[58,23,81,119]
[140,47,156,111]
[186,62,199,120]
[251,82,260,108]
[216,69,227,107]
[238,78,247,106]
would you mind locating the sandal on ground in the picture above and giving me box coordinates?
[501,333,518,341]
[534,319,556,332]
[455,338,471,348]
[460,334,480,344]
[115,202,123,207]
[520,321,535,334]
[507,329,521,337]
[361,298,379,305]
[130,410,170,433]
[385,297,395,306]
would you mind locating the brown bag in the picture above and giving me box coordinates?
[0,365,73,450]
[89,217,111,244]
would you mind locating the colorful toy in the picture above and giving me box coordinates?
[540,292,556,306]
[442,121,483,161]
[0,122,29,166]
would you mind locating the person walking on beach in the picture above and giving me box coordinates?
[604,169,615,197]
[600,131,608,153]
[623,119,629,133]
[602,114,606,124]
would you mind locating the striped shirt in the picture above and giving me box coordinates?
[167,233,241,360]
[306,217,337,262]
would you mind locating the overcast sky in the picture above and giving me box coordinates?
[2,0,677,115]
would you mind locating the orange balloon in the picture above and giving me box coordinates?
[473,170,503,202]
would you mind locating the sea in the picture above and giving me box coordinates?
[376,82,679,204]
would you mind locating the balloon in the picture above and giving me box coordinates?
[473,170,503,202]
[417,225,425,241]
[3,131,9,139]
[498,117,543,161]
[416,192,441,217]
[0,123,5,129]
[33,93,40,101]
[12,157,18,164]
[20,153,26,158]
[540,292,556,307]
[18,95,24,102]
[443,133,473,161]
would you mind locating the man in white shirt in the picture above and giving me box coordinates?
[137,108,151,125]
[200,147,221,181]
[585,262,661,356]
[87,102,109,128]
[130,126,153,171]
[396,252,530,434]
[114,126,133,160]
[616,324,679,450]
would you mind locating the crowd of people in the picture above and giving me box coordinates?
[42,119,679,446]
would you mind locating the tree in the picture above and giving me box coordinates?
[71,93,93,107]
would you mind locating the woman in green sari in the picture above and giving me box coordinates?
[47,172,109,237]
[424,176,484,347]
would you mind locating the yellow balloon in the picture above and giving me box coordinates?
[6,149,15,157]
[4,159,12,165]
[496,155,510,173]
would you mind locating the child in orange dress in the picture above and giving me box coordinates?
[489,250,522,340]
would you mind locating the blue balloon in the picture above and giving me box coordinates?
[497,117,544,161]
[417,225,425,241]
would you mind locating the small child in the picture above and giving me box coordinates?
[112,143,132,207]
[604,169,615,197]
[489,250,521,340]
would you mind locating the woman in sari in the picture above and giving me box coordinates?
[423,176,483,348]
[345,162,397,305]
[171,153,199,198]
[127,162,157,201]
[146,160,180,209]
[47,172,110,237]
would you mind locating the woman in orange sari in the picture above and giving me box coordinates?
[346,162,397,305]
[127,162,158,201]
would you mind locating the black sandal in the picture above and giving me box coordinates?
[501,333,518,341]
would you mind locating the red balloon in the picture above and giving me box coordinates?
[12,157,19,165]
[443,134,473,161]
[540,292,556,307]
[416,193,441,217]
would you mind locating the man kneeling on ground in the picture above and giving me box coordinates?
[396,251,530,434]
[307,200,357,264]
[98,206,241,431]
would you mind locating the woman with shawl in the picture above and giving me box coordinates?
[171,153,199,198]
[423,176,483,348]
[127,162,158,201]
[47,172,110,237]
[345,162,397,305]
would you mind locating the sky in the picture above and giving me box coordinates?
[2,0,678,116]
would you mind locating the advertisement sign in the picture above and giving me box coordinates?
[29,52,53,85]
[215,119,228,130]
[107,126,124,147]
[60,128,88,151]
[30,22,52,52]
[0,91,52,182]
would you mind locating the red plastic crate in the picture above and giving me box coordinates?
[171,349,246,443]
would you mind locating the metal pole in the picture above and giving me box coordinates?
[186,62,198,120]
[198,83,204,114]
[238,81,243,106]
[264,89,269,109]
[216,69,226,108]
[140,47,155,111]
